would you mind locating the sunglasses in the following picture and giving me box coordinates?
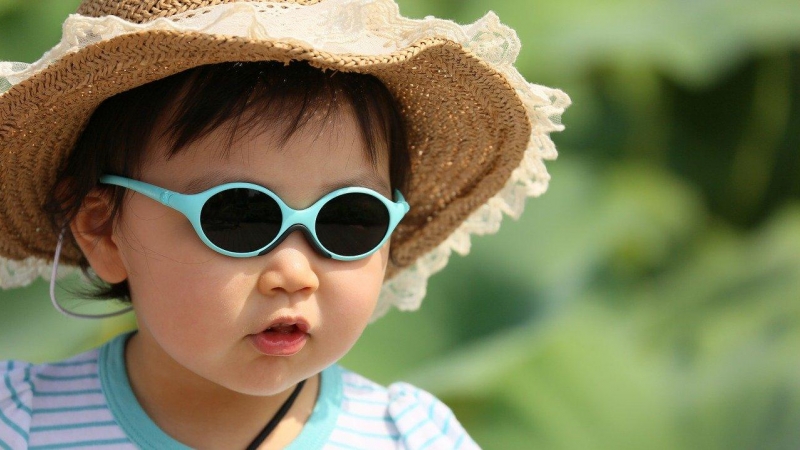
[99,175,409,261]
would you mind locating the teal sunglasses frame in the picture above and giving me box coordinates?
[99,175,410,261]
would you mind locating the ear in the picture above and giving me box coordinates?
[69,189,128,284]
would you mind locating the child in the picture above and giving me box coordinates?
[0,0,569,448]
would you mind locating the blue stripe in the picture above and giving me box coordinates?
[340,409,392,422]
[343,382,382,392]
[390,389,422,423]
[35,373,99,381]
[441,411,453,434]
[410,397,458,448]
[31,420,117,433]
[402,418,427,439]
[31,389,103,397]
[428,401,436,418]
[454,433,466,449]
[392,402,417,422]
[0,407,28,442]
[33,404,108,415]
[48,359,98,368]
[419,434,445,450]
[0,437,13,450]
[4,361,32,415]
[342,396,391,406]
[29,438,130,449]
[338,424,400,440]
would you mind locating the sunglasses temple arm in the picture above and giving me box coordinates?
[99,175,178,207]
[393,190,410,214]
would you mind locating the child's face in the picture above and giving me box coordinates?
[110,108,390,396]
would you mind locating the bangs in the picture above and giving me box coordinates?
[161,61,401,172]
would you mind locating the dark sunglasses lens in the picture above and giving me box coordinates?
[316,193,390,257]
[200,188,282,253]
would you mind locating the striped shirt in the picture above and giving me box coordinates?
[1,333,479,449]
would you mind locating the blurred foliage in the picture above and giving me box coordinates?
[1,0,799,449]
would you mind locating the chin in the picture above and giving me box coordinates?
[214,361,315,397]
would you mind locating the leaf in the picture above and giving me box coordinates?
[401,204,800,450]
[406,307,680,450]
[461,158,704,299]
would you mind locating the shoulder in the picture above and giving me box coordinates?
[333,367,480,449]
[385,381,480,449]
[0,359,34,448]
[1,349,104,450]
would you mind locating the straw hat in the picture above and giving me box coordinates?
[0,0,569,318]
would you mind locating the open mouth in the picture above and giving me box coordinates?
[264,323,305,334]
[249,320,309,356]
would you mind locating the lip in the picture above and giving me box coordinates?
[249,317,310,356]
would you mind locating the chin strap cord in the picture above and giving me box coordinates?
[50,228,133,319]
[246,379,307,450]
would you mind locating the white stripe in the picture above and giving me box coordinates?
[30,407,114,427]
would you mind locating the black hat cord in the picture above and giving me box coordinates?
[245,379,307,450]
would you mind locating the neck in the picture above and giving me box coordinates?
[124,332,318,449]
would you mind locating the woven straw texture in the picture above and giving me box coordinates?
[0,0,569,319]
[76,0,323,23]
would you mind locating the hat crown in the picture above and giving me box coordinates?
[76,0,321,23]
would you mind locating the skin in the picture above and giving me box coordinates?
[70,107,392,449]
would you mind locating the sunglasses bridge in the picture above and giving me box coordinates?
[256,223,333,259]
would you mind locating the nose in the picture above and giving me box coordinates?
[256,230,320,297]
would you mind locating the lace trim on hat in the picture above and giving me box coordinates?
[0,0,569,319]
[375,81,568,320]
[0,256,76,289]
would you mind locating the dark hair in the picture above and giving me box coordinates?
[45,60,409,303]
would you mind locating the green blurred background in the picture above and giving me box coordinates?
[2,0,799,448]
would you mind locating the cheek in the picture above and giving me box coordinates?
[127,259,247,326]
[318,246,388,343]
[115,203,252,338]
[126,261,257,366]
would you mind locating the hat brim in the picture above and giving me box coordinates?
[0,29,530,279]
